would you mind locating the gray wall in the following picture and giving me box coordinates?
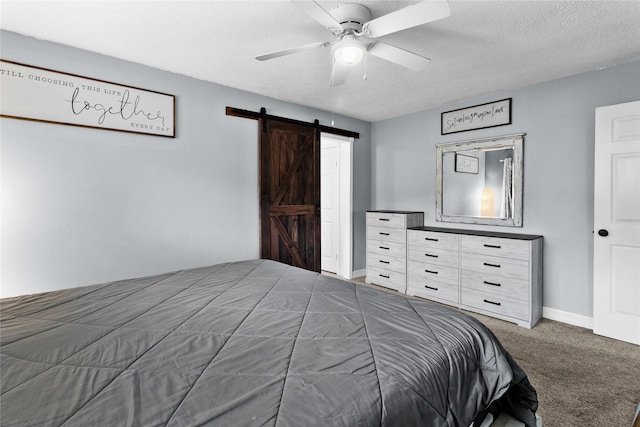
[4,29,639,321]
[371,60,640,318]
[0,31,371,297]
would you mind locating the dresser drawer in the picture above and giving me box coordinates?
[407,230,459,251]
[367,253,406,274]
[367,225,406,244]
[461,235,530,260]
[408,245,458,269]
[366,212,408,229]
[366,266,406,292]
[407,280,458,304]
[460,253,529,280]
[461,288,528,321]
[460,236,530,260]
[461,270,529,301]
[367,240,407,258]
[408,262,458,285]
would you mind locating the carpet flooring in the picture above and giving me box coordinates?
[470,312,639,427]
[346,276,640,427]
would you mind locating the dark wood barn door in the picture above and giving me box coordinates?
[259,118,321,272]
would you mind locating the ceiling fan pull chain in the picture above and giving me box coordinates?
[331,65,335,126]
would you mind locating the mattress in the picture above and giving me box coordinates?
[0,259,537,426]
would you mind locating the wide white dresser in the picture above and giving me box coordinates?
[366,211,424,293]
[407,226,543,328]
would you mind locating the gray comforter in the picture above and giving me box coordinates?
[0,259,537,426]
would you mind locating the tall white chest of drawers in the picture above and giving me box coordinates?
[366,211,424,293]
[407,226,543,328]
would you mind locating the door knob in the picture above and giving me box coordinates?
[598,229,609,237]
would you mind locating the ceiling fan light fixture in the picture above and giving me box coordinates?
[332,36,365,66]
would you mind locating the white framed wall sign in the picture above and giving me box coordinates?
[441,98,512,135]
[0,60,175,138]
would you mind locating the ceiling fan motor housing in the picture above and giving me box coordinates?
[331,3,372,32]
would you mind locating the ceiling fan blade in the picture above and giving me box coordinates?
[330,62,350,86]
[290,1,343,31]
[256,41,329,61]
[362,0,450,38]
[368,42,430,71]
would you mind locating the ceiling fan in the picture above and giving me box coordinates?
[256,0,451,86]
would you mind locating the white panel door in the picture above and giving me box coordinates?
[594,100,640,345]
[321,140,340,273]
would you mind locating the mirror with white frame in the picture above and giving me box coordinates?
[436,133,524,227]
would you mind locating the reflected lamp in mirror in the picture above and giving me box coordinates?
[436,133,524,227]
[480,187,495,217]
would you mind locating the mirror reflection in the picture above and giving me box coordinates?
[442,148,514,218]
[436,134,524,227]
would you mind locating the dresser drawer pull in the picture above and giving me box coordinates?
[379,246,390,250]
[379,260,390,264]
[483,262,501,268]
[379,218,390,222]
[483,299,502,306]
[379,274,390,279]
[425,285,439,291]
[424,253,439,258]
[424,237,439,242]
[484,280,502,287]
[483,244,502,249]
[424,269,439,275]
[379,232,390,236]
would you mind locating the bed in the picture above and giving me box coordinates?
[0,259,537,426]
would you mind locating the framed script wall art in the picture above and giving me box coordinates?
[441,98,511,135]
[0,60,175,137]
[454,153,479,174]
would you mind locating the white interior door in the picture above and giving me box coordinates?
[593,100,640,345]
[321,140,340,273]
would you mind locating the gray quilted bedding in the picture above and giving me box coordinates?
[0,259,537,426]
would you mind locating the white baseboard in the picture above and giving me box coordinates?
[542,306,593,330]
[325,269,365,281]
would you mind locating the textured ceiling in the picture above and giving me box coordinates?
[1,1,639,122]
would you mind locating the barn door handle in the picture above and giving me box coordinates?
[598,229,609,237]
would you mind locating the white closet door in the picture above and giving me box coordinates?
[321,140,340,273]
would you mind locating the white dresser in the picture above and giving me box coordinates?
[407,227,543,328]
[366,211,424,293]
